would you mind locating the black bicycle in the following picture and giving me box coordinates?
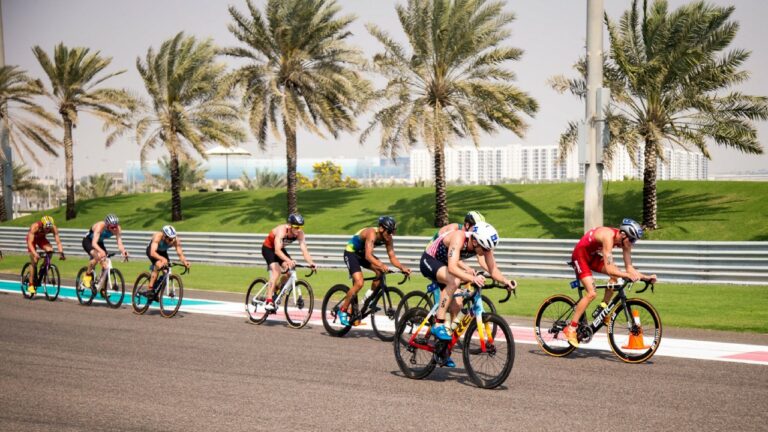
[322,270,408,341]
[20,252,61,301]
[534,261,662,363]
[132,262,189,318]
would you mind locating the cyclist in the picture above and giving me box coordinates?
[146,225,190,292]
[420,221,516,367]
[338,216,412,326]
[562,218,657,347]
[261,213,317,312]
[81,214,129,292]
[25,215,66,295]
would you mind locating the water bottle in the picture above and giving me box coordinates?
[449,308,468,331]
[362,288,373,302]
[592,302,608,318]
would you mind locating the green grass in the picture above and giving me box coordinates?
[5,181,768,240]
[3,254,766,333]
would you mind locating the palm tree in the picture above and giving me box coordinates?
[33,44,137,220]
[151,156,208,192]
[225,0,372,215]
[0,65,61,220]
[12,162,43,194]
[135,32,245,221]
[555,0,768,230]
[77,173,117,200]
[363,0,537,227]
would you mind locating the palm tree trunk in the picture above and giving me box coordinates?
[285,118,298,216]
[433,142,448,227]
[170,149,183,221]
[63,117,76,220]
[642,137,658,230]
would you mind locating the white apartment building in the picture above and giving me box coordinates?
[606,145,708,180]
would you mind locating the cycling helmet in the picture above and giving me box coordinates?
[41,215,55,228]
[288,213,305,226]
[378,216,397,234]
[471,222,499,251]
[104,214,119,227]
[464,211,486,226]
[619,218,643,243]
[162,225,177,239]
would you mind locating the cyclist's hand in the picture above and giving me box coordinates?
[158,258,168,269]
[287,259,297,269]
[183,260,191,268]
[647,274,657,283]
[309,263,317,270]
[627,269,641,282]
[472,273,486,287]
[59,252,66,261]
[505,279,517,291]
[379,264,390,273]
[401,267,412,276]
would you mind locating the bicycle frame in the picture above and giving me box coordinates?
[350,271,407,322]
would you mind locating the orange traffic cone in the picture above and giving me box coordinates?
[622,310,650,349]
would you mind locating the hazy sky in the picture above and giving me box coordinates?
[3,0,768,178]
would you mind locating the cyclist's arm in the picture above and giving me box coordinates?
[458,259,475,274]
[273,227,291,262]
[598,230,632,280]
[116,226,128,256]
[363,230,387,271]
[26,224,37,253]
[92,225,106,256]
[297,232,315,267]
[52,226,64,254]
[475,252,490,273]
[384,239,408,274]
[174,237,189,266]
[478,250,512,286]
[446,235,474,284]
[149,233,164,261]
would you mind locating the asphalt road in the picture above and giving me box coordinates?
[1,290,767,432]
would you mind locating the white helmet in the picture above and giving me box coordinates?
[162,225,177,239]
[471,222,499,251]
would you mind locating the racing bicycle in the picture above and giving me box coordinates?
[394,279,515,389]
[132,262,189,318]
[75,253,126,308]
[245,264,316,329]
[20,252,61,301]
[322,270,408,341]
[534,261,661,363]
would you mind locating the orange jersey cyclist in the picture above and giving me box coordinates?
[420,222,516,365]
[25,216,66,295]
[81,214,129,289]
[261,213,317,311]
[338,216,412,326]
[562,218,657,347]
[146,225,190,291]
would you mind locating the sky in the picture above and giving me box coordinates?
[3,0,768,178]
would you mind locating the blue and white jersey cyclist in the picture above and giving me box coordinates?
[419,222,517,367]
[81,214,129,289]
[338,216,412,326]
[145,225,190,292]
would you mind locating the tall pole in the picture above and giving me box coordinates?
[0,0,15,220]
[584,0,604,231]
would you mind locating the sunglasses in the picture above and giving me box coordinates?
[107,224,119,230]
[291,225,303,230]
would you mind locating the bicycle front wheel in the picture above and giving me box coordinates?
[131,272,152,315]
[75,267,96,306]
[284,280,314,329]
[43,265,61,301]
[463,313,515,389]
[245,278,270,324]
[104,268,125,309]
[534,295,577,357]
[608,298,662,363]
[321,284,352,337]
[395,291,433,331]
[394,307,437,380]
[159,275,184,318]
[371,287,404,342]
[20,262,35,299]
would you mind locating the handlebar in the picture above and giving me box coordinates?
[170,262,190,275]
[281,264,317,277]
[387,270,411,285]
[635,279,655,294]
[103,252,129,263]
[467,272,516,302]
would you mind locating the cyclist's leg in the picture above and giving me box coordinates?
[27,247,39,288]
[82,237,97,286]
[261,245,283,310]
[340,251,365,313]
[40,243,53,281]
[276,249,292,289]
[146,245,166,289]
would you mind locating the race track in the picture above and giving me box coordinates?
[1,287,767,431]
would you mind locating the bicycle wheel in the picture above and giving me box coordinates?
[104,268,125,309]
[284,280,314,329]
[75,267,96,306]
[159,274,184,318]
[534,294,577,357]
[20,262,35,299]
[394,307,437,380]
[463,313,515,389]
[395,291,433,330]
[131,272,152,315]
[321,284,352,337]
[608,298,662,363]
[42,265,61,301]
[245,277,270,324]
[371,287,404,342]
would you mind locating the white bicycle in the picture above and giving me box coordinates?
[245,264,316,329]
[75,252,127,308]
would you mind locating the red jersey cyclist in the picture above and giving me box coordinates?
[261,213,317,312]
[81,214,129,290]
[420,222,516,366]
[25,216,66,295]
[338,216,412,326]
[562,218,657,347]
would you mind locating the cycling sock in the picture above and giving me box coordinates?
[569,321,579,328]
[435,318,445,324]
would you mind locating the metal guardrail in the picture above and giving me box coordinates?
[1,227,767,285]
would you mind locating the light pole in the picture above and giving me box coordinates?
[0,0,15,220]
[583,0,605,231]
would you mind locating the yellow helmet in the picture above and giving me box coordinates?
[41,216,55,228]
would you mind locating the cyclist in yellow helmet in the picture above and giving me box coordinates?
[26,216,65,295]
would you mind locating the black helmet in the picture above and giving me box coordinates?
[619,218,643,243]
[378,216,396,234]
[288,213,305,226]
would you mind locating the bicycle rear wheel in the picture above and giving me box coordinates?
[75,267,96,306]
[394,307,437,380]
[131,272,152,315]
[534,294,577,357]
[463,313,515,389]
[395,291,433,330]
[20,262,35,299]
[159,275,184,318]
[284,280,314,329]
[104,268,125,309]
[321,284,352,337]
[245,278,270,324]
[371,287,404,342]
[608,298,662,363]
[42,265,61,301]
